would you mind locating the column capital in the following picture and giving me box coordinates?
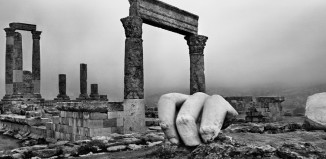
[32,31,42,40]
[185,34,208,54]
[121,16,143,38]
[4,28,15,37]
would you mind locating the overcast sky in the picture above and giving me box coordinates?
[1,0,326,101]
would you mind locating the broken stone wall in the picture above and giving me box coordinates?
[47,101,124,141]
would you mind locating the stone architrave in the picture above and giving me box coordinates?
[4,28,15,98]
[185,35,208,94]
[55,74,70,100]
[121,16,144,99]
[78,63,89,99]
[32,31,42,95]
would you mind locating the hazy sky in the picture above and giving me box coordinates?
[1,0,326,101]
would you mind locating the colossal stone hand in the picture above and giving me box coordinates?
[158,92,238,146]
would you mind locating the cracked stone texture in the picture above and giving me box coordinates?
[122,16,144,99]
[32,31,41,82]
[5,28,15,85]
[56,74,70,100]
[79,64,88,99]
[186,35,208,94]
[13,32,23,70]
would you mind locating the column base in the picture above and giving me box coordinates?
[123,99,146,134]
[54,94,70,101]
[76,94,89,101]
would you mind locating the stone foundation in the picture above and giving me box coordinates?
[47,101,125,141]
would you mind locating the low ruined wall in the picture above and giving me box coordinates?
[47,101,124,141]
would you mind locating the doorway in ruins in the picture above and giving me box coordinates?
[143,25,189,107]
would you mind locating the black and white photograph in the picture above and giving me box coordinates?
[0,0,326,158]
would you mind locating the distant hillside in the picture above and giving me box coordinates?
[145,83,326,111]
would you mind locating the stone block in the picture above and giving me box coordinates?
[108,112,119,119]
[60,133,65,140]
[60,111,66,118]
[68,118,74,126]
[117,117,124,127]
[55,131,60,139]
[45,122,53,130]
[46,130,55,138]
[89,112,107,120]
[59,125,66,133]
[52,116,60,124]
[78,112,83,119]
[103,118,117,128]
[83,112,89,119]
[87,128,111,137]
[72,112,78,119]
[66,112,73,118]
[52,123,56,131]
[77,119,83,127]
[86,120,104,128]
[123,99,146,133]
[55,124,60,132]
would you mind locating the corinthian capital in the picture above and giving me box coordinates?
[185,35,208,54]
[4,28,15,37]
[121,16,143,38]
[32,31,42,40]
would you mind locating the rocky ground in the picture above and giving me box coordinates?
[0,116,326,159]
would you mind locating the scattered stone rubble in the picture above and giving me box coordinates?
[0,124,165,159]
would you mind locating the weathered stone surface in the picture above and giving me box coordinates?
[185,35,208,94]
[123,99,146,134]
[56,74,70,100]
[122,16,144,99]
[78,64,89,99]
[89,84,100,100]
[13,32,23,71]
[9,23,36,31]
[304,93,326,130]
[4,28,15,88]
[129,0,198,35]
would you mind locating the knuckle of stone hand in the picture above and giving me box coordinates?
[176,115,194,125]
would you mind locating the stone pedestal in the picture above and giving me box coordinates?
[185,35,208,95]
[77,63,88,100]
[90,84,100,100]
[123,99,146,134]
[121,16,144,99]
[55,74,70,101]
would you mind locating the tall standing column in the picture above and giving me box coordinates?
[121,16,144,99]
[55,74,70,100]
[121,16,146,133]
[13,32,23,95]
[32,31,42,96]
[78,63,88,100]
[185,35,208,95]
[4,28,15,98]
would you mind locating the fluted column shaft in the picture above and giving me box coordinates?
[4,28,15,96]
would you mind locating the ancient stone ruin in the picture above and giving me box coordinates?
[0,0,284,143]
[2,23,43,102]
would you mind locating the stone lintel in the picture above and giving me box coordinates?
[130,0,198,35]
[9,22,36,31]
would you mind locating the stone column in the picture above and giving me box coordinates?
[121,16,146,133]
[32,31,42,95]
[78,63,88,99]
[4,28,15,98]
[56,74,70,100]
[185,35,208,95]
[90,84,100,100]
[13,32,23,95]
